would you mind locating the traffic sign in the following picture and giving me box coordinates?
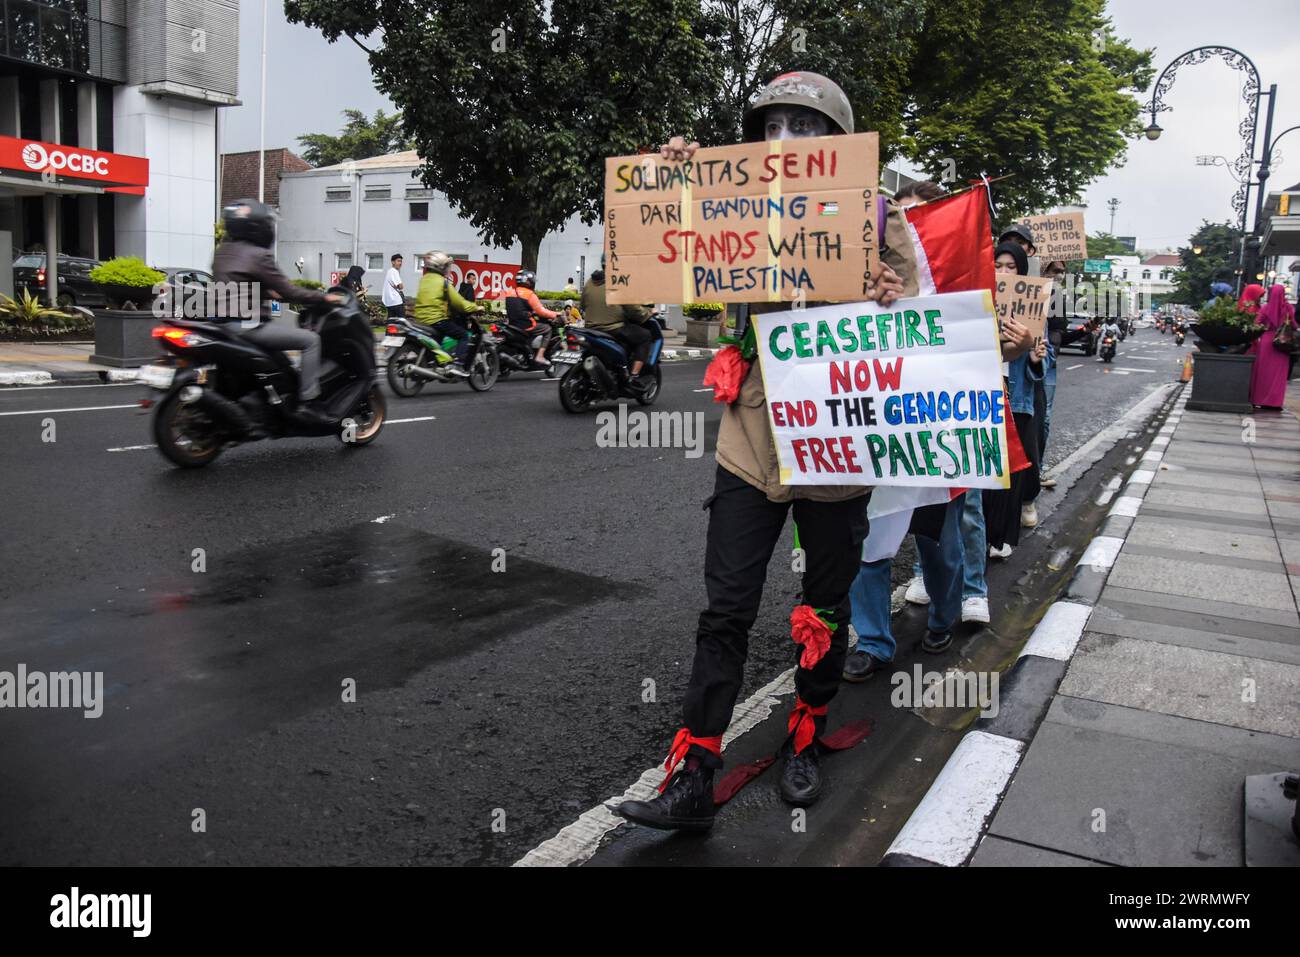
[1083,259,1111,274]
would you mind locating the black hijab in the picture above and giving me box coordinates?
[994,241,1028,276]
[343,265,366,291]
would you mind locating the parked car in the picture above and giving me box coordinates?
[155,267,215,317]
[1059,313,1100,355]
[12,253,108,308]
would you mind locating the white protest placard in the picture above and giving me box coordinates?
[752,289,1011,489]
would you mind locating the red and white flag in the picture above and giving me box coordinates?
[863,184,1025,560]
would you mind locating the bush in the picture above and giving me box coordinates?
[291,278,325,290]
[536,290,579,301]
[0,289,71,327]
[684,302,724,319]
[90,257,166,288]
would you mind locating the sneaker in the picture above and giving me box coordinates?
[779,746,822,806]
[614,765,715,831]
[961,596,990,624]
[1021,503,1039,528]
[904,575,930,605]
[988,543,1013,560]
[1040,476,1058,489]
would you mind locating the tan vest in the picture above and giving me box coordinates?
[715,201,920,503]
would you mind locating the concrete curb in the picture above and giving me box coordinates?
[879,383,1188,867]
[661,346,720,360]
[0,368,139,387]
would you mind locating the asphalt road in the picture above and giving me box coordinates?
[0,326,1186,866]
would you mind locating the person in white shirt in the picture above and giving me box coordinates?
[382,254,406,319]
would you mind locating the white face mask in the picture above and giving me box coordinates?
[763,106,831,141]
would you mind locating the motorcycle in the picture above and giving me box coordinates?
[382,313,500,396]
[1174,323,1187,346]
[555,319,664,412]
[142,290,386,468]
[1100,333,1117,363]
[494,306,576,379]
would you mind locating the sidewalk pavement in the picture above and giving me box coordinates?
[887,381,1300,867]
[0,330,721,386]
[0,341,140,386]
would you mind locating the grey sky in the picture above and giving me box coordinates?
[223,1,1300,253]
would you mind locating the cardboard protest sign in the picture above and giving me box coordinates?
[1018,212,1087,261]
[603,133,879,304]
[752,289,1010,489]
[994,275,1054,347]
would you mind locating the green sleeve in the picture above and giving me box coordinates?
[446,279,477,315]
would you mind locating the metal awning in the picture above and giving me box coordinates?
[1260,215,1300,257]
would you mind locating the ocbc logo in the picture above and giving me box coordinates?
[21,142,110,177]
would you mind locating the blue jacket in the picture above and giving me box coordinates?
[1007,342,1054,414]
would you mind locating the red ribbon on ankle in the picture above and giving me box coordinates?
[659,727,722,792]
[787,697,828,755]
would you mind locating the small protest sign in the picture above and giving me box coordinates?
[603,133,879,304]
[994,275,1054,347]
[1019,212,1087,261]
[752,289,1010,489]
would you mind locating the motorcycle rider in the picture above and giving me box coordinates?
[213,198,344,428]
[1099,314,1122,356]
[413,250,477,378]
[613,71,913,831]
[503,269,558,371]
[580,262,655,392]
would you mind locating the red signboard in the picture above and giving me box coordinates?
[0,135,149,193]
[444,259,520,300]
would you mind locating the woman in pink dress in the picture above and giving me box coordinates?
[1248,283,1297,409]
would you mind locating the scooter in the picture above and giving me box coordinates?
[1100,333,1117,363]
[382,313,500,396]
[554,319,664,412]
[142,290,386,468]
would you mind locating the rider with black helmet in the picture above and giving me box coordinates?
[504,269,559,371]
[212,199,342,422]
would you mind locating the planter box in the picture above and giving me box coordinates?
[1187,352,1255,413]
[91,310,164,367]
[685,317,720,347]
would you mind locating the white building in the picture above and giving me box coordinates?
[275,151,603,296]
[0,1,240,300]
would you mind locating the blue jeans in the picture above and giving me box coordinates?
[1040,380,1056,461]
[853,500,963,660]
[962,490,987,600]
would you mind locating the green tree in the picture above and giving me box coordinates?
[284,0,719,270]
[1167,220,1243,305]
[902,0,1153,219]
[297,108,411,168]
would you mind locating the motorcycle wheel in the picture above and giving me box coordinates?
[635,365,663,406]
[558,365,594,413]
[386,345,426,397]
[341,384,387,446]
[468,347,500,391]
[153,389,223,468]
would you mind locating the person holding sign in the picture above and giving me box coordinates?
[614,71,915,832]
[984,242,1049,558]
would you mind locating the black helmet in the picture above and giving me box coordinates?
[223,198,276,248]
[998,223,1036,249]
[514,269,536,290]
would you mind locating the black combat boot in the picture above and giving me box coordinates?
[779,745,822,807]
[614,765,715,832]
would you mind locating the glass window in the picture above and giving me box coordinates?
[8,2,41,63]
[335,254,352,270]
[405,187,433,199]
[1142,269,1151,280]
[364,185,391,201]
[366,253,383,270]
[325,187,351,202]
[409,202,429,222]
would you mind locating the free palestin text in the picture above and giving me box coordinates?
[764,306,1006,481]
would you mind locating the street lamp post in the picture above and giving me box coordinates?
[1144,46,1277,294]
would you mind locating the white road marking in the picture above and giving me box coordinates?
[1,381,137,391]
[515,666,797,867]
[1065,364,1083,371]
[1113,367,1155,374]
[0,403,139,417]
[372,515,394,524]
[1045,383,1176,481]
[694,387,714,392]
[106,444,156,453]
[885,731,1024,866]
[387,415,437,424]
[1020,600,1093,661]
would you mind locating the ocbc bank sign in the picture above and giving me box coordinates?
[0,135,150,192]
